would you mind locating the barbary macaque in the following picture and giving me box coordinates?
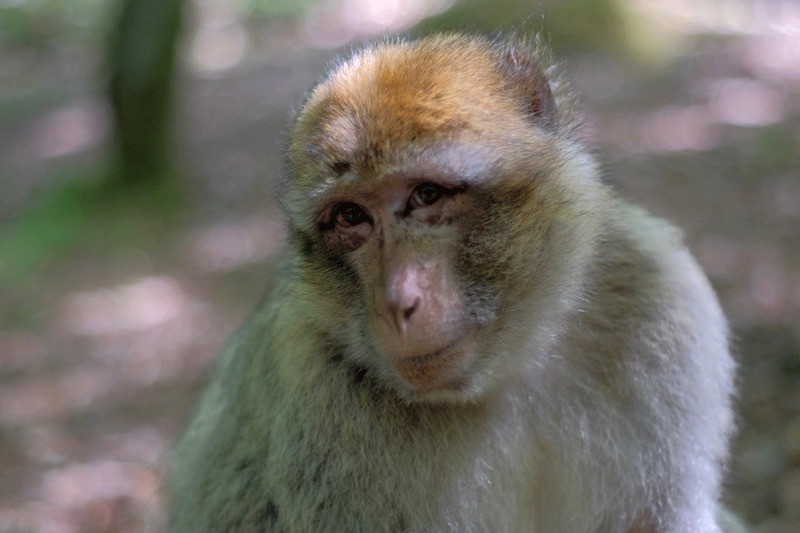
[169,34,739,532]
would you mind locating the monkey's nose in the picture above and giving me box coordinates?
[387,265,426,335]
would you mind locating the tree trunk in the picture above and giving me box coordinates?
[107,0,182,185]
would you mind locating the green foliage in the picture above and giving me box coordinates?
[540,0,625,52]
[0,85,71,125]
[0,0,111,46]
[0,3,39,45]
[241,0,317,17]
[752,126,798,170]
[416,0,626,53]
[0,178,88,280]
[0,167,185,286]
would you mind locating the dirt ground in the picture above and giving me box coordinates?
[1,11,799,533]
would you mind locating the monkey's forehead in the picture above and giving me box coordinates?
[290,35,531,165]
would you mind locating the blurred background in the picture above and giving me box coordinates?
[0,0,798,531]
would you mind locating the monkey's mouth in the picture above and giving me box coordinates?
[392,334,476,392]
[406,337,464,364]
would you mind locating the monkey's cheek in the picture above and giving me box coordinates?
[391,338,478,393]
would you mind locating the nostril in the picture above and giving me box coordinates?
[393,297,420,334]
[402,300,418,321]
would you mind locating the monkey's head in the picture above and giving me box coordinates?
[284,34,605,403]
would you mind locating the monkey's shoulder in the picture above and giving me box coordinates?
[567,200,732,395]
[167,288,317,530]
[597,202,722,318]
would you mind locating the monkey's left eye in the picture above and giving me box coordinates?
[412,182,446,206]
[333,202,370,227]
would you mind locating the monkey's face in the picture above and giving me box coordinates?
[284,36,594,403]
[298,162,525,403]
[315,168,502,394]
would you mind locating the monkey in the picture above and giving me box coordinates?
[168,34,739,532]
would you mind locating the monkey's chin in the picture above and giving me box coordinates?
[391,335,479,398]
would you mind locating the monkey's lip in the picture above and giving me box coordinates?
[402,336,467,364]
[392,333,475,391]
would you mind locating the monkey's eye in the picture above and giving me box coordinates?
[333,202,370,227]
[412,182,445,206]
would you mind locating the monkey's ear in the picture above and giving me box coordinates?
[502,45,557,128]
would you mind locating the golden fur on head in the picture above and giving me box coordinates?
[284,33,579,226]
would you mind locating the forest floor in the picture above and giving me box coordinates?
[1,17,799,533]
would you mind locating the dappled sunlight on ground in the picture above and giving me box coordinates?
[187,0,456,76]
[26,101,110,161]
[1,272,233,531]
[711,78,786,127]
[64,277,187,336]
[586,104,721,153]
[697,237,800,326]
[301,0,455,47]
[188,0,248,76]
[187,214,285,273]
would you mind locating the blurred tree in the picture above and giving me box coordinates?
[107,0,183,186]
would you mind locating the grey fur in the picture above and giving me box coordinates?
[168,35,737,532]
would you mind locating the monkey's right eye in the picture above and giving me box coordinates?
[333,202,370,227]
